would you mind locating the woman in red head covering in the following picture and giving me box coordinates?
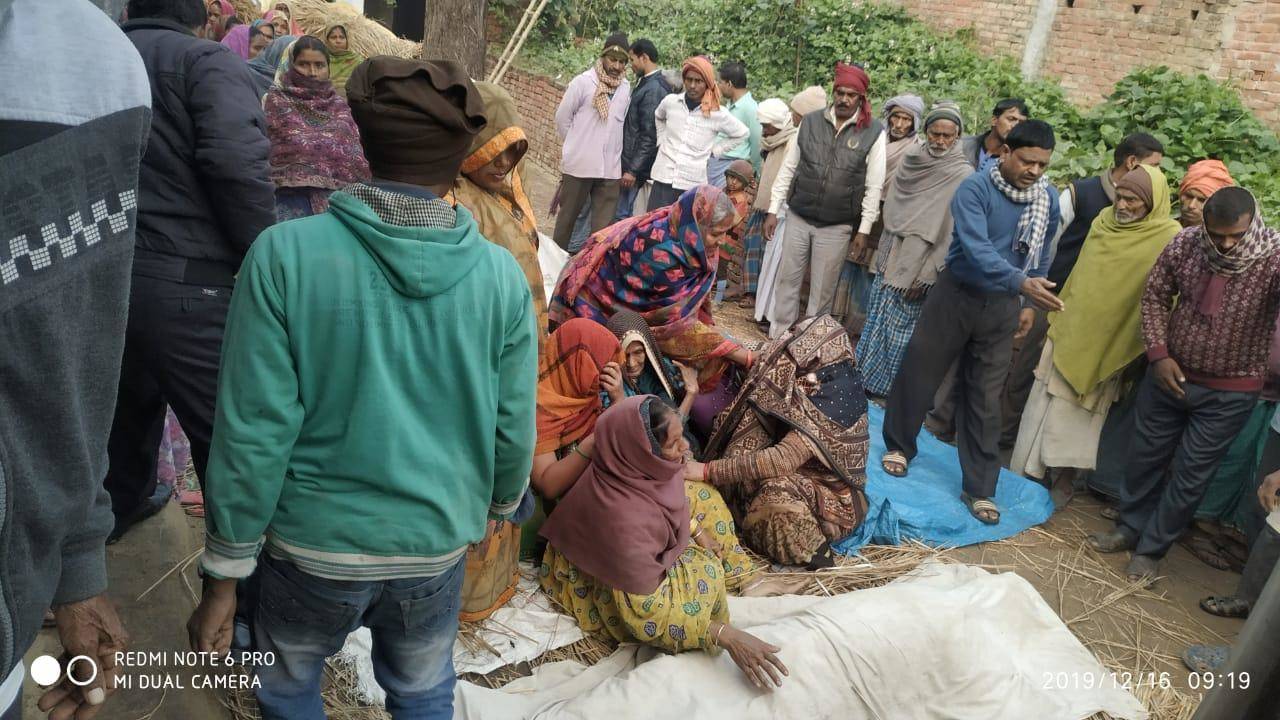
[540,396,788,688]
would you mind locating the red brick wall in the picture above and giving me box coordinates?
[888,0,1280,129]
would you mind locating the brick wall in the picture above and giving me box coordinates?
[888,0,1280,129]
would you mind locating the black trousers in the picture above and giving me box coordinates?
[883,271,1021,498]
[1000,306,1050,448]
[646,181,681,212]
[1117,370,1258,558]
[553,175,620,251]
[104,275,230,520]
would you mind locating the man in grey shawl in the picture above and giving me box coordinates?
[856,102,971,397]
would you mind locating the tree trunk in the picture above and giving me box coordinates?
[424,0,488,78]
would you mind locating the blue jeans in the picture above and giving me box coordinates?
[613,184,639,222]
[253,553,465,720]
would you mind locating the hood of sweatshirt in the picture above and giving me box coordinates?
[327,189,486,299]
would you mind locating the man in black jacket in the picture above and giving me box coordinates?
[110,0,276,542]
[615,38,670,221]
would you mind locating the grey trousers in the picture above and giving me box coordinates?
[553,175,620,252]
[769,211,853,338]
[1117,370,1258,558]
[883,270,1021,498]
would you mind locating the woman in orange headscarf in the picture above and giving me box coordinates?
[1178,159,1235,228]
[532,319,623,500]
[454,82,547,347]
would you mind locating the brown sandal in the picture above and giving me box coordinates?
[881,451,908,477]
[961,492,1000,525]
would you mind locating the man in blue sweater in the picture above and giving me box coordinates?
[880,120,1063,525]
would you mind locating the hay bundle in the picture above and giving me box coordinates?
[284,0,422,58]
[228,0,263,22]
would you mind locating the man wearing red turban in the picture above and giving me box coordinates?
[1178,159,1236,228]
[762,61,887,339]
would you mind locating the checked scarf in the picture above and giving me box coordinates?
[1195,191,1280,276]
[989,162,1052,272]
[592,60,623,120]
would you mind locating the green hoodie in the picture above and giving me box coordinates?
[201,189,537,581]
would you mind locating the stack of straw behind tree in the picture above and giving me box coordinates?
[285,0,422,58]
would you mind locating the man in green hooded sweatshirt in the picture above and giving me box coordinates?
[187,57,537,720]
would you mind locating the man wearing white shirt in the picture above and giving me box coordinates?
[763,61,887,339]
[646,55,748,211]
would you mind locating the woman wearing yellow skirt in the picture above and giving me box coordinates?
[539,396,787,687]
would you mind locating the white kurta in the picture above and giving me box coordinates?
[1010,339,1124,479]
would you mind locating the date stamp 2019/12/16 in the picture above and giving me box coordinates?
[1041,671,1251,692]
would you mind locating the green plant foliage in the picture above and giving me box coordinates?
[506,0,1280,214]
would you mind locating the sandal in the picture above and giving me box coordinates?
[1125,554,1160,586]
[1200,595,1251,619]
[1183,644,1230,673]
[960,492,1000,525]
[737,296,756,309]
[881,451,909,477]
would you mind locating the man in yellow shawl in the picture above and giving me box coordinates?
[1010,165,1181,494]
[454,82,548,345]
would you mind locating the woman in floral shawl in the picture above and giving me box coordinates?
[549,185,752,388]
[263,36,369,221]
[695,316,870,567]
[454,82,547,346]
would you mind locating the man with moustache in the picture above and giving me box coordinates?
[881,120,1062,526]
[647,54,748,211]
[763,61,886,339]
[553,32,632,251]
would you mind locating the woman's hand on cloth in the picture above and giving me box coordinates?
[713,622,788,689]
[601,362,626,403]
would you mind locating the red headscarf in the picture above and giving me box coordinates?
[1179,159,1235,198]
[535,319,622,455]
[539,395,690,595]
[833,61,872,130]
[681,56,720,117]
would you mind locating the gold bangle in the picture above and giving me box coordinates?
[690,527,703,539]
[713,623,726,647]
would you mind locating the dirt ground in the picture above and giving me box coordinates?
[32,161,1242,718]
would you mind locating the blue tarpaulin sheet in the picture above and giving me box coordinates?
[833,404,1054,554]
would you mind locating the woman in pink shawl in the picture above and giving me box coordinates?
[205,0,234,40]
[220,20,273,60]
[540,396,788,688]
[263,36,369,220]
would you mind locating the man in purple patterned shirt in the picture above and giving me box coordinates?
[1089,186,1280,584]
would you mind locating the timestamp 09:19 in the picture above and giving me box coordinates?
[1042,671,1251,691]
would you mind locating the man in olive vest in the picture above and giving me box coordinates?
[762,61,887,339]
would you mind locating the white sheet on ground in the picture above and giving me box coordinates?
[537,231,569,302]
[454,563,1148,720]
[338,572,584,706]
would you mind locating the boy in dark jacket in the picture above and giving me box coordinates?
[109,0,276,541]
